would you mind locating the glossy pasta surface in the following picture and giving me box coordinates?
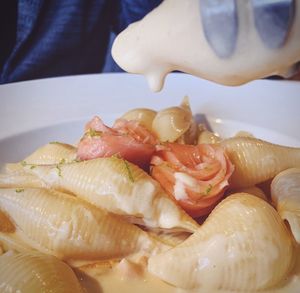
[0,98,299,293]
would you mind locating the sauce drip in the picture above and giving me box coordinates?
[112,0,300,92]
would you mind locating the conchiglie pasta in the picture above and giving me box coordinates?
[23,158,199,232]
[0,232,36,255]
[0,252,83,293]
[152,97,196,143]
[221,137,300,188]
[197,129,221,144]
[0,209,15,233]
[1,98,300,293]
[5,142,77,173]
[148,193,295,291]
[271,168,300,243]
[197,124,221,145]
[0,188,160,260]
[229,186,268,201]
[121,108,157,130]
[0,173,44,188]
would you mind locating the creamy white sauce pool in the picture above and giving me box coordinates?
[112,0,300,92]
[78,246,300,293]
[174,172,196,201]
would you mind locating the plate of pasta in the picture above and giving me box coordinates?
[0,73,300,293]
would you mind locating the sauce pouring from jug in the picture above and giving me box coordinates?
[112,0,300,92]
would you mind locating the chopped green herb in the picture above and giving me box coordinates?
[49,141,60,144]
[111,152,122,159]
[21,161,37,169]
[205,184,213,195]
[59,158,66,165]
[71,158,81,163]
[124,160,134,183]
[21,160,27,167]
[110,154,134,182]
[163,162,173,169]
[204,166,213,172]
[15,188,25,193]
[85,128,102,138]
[56,165,62,177]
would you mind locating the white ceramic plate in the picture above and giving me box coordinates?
[0,73,299,167]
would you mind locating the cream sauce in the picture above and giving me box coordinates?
[112,0,300,92]
[78,245,300,293]
[173,172,189,200]
[174,172,198,201]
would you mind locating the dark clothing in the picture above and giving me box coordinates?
[0,0,162,84]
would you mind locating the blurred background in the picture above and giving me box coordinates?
[0,0,162,84]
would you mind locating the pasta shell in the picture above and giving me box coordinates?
[152,97,194,142]
[0,232,36,254]
[5,142,77,173]
[0,252,83,292]
[0,173,44,189]
[121,108,157,130]
[176,118,198,145]
[0,188,160,260]
[221,137,300,188]
[197,130,221,144]
[25,158,198,232]
[0,209,15,233]
[271,168,300,243]
[146,229,190,247]
[197,124,222,145]
[234,131,254,138]
[0,209,37,254]
[176,97,199,145]
[229,186,268,201]
[148,193,295,291]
